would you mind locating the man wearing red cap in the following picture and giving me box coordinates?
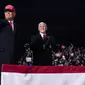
[0,5,21,66]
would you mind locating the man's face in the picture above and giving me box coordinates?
[4,11,16,20]
[38,23,47,33]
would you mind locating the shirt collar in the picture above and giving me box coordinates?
[40,32,46,38]
[8,20,13,23]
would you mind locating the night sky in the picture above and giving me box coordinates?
[0,0,85,47]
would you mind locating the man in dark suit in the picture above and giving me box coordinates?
[0,4,20,65]
[30,22,57,66]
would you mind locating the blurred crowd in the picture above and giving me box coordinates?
[20,43,85,66]
[52,43,85,66]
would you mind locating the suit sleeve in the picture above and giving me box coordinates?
[0,19,2,32]
[0,19,6,32]
[30,35,39,50]
[49,36,57,52]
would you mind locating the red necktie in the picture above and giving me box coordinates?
[43,34,46,40]
[9,21,13,32]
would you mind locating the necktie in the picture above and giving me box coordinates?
[43,34,46,40]
[9,21,14,32]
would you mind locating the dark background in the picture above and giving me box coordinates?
[0,0,85,47]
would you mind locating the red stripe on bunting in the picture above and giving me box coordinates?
[1,64,85,73]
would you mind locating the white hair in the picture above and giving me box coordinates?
[38,22,48,30]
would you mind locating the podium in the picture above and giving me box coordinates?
[1,64,85,85]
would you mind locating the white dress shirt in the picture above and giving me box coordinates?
[40,32,46,39]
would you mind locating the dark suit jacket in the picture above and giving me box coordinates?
[30,33,57,66]
[0,19,20,65]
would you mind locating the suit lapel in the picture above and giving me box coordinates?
[13,22,16,35]
[37,33,49,43]
[3,19,16,35]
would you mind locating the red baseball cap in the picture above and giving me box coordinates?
[4,4,15,12]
